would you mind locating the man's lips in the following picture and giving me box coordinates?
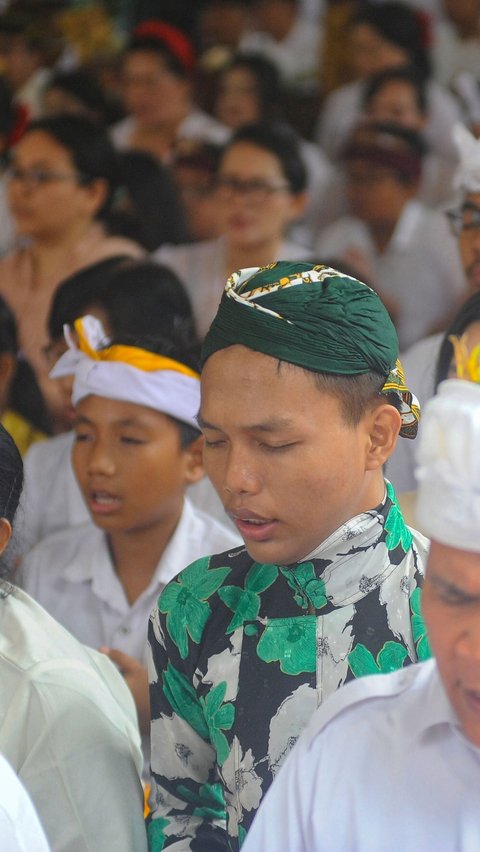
[229,510,278,541]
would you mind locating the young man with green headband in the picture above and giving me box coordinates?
[147,262,429,850]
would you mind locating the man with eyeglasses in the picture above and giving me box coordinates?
[388,122,480,497]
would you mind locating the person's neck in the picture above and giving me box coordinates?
[225,236,283,277]
[107,498,184,605]
[30,220,96,285]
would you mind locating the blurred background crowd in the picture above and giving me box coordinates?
[0,0,478,452]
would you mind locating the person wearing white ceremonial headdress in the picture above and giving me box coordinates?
[388,121,480,498]
[21,316,240,772]
[243,358,480,852]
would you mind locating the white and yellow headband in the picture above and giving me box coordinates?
[50,315,201,429]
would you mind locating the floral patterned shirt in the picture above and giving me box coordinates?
[147,483,430,850]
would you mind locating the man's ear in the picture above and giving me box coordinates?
[365,402,402,471]
[183,435,205,485]
[0,517,12,557]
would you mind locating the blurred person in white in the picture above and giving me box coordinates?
[243,367,480,852]
[388,122,480,494]
[111,19,228,164]
[362,65,457,207]
[315,121,464,349]
[0,424,147,852]
[315,2,461,164]
[433,0,480,88]
[21,258,231,556]
[155,121,311,338]
[22,317,240,768]
[213,52,335,245]
[0,753,50,852]
[0,114,143,428]
[239,0,322,88]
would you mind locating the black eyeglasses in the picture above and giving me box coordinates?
[446,202,480,237]
[5,166,87,191]
[214,176,290,204]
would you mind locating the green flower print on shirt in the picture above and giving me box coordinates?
[159,557,231,658]
[147,815,169,851]
[280,563,328,611]
[348,640,409,678]
[163,664,234,764]
[176,782,227,822]
[384,482,413,553]
[257,616,316,675]
[201,681,234,766]
[162,663,209,740]
[218,563,278,632]
[410,587,431,661]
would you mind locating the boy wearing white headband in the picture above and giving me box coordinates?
[22,316,240,755]
[243,364,480,851]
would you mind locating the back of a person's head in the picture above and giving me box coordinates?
[351,2,431,80]
[44,69,112,124]
[0,424,23,525]
[225,121,307,193]
[99,259,199,351]
[25,113,119,216]
[48,255,130,341]
[107,150,189,250]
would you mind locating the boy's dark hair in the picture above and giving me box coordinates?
[223,121,307,193]
[45,70,112,124]
[435,291,480,391]
[363,66,428,116]
[106,329,201,448]
[48,256,130,341]
[24,114,120,218]
[0,422,23,586]
[98,260,199,348]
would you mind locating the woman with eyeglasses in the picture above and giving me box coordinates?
[154,121,311,338]
[0,113,143,430]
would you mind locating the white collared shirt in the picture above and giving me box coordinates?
[22,497,240,662]
[0,587,146,852]
[315,200,465,349]
[0,753,50,851]
[243,658,480,852]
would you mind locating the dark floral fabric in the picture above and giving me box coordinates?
[147,483,429,850]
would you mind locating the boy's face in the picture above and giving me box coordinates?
[200,345,379,565]
[422,540,480,747]
[72,395,199,535]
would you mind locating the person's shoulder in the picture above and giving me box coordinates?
[303,659,436,750]
[180,109,230,145]
[24,521,100,563]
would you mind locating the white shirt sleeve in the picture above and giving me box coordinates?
[0,754,51,852]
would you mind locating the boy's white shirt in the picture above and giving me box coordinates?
[21,496,241,662]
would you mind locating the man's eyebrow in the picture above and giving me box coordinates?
[431,576,480,603]
[196,414,295,432]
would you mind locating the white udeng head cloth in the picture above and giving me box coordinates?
[452,122,480,193]
[415,379,480,551]
[50,315,201,429]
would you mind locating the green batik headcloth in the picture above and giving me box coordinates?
[202,262,420,439]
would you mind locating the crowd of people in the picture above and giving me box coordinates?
[0,0,479,849]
